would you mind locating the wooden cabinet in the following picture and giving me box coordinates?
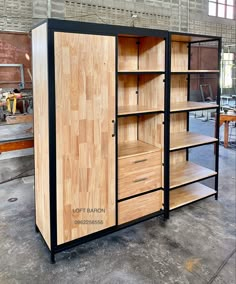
[32,19,221,262]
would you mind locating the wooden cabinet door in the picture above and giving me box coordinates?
[54,32,116,245]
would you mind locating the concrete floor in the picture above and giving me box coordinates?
[0,118,235,284]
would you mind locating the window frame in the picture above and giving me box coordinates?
[208,0,235,20]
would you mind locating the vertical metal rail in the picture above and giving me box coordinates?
[48,28,57,263]
[214,38,222,200]
[115,36,119,225]
[186,42,191,161]
[164,34,171,219]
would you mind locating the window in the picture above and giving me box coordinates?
[208,0,235,19]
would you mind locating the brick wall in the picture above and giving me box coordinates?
[0,0,235,46]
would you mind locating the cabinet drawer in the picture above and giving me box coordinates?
[118,151,162,199]
[118,191,163,225]
[119,151,161,177]
[118,165,161,199]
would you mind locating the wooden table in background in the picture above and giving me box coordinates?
[219,111,236,148]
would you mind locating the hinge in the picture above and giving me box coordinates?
[136,41,140,45]
[162,163,164,166]
[136,90,139,95]
[163,79,165,83]
[162,121,165,125]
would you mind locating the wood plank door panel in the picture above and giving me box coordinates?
[54,32,116,245]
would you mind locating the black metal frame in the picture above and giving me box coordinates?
[168,31,221,216]
[32,19,221,263]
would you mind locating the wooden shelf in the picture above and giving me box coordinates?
[171,101,218,112]
[170,161,217,189]
[171,70,219,74]
[170,132,217,151]
[118,70,165,74]
[118,140,160,159]
[118,105,163,116]
[170,183,216,210]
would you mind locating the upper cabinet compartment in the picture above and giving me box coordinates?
[171,34,220,73]
[118,36,165,72]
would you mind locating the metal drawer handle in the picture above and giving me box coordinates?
[133,159,147,164]
[133,177,148,183]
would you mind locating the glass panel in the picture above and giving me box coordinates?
[226,5,234,18]
[218,0,225,3]
[227,0,234,5]
[209,2,217,16]
[218,4,225,17]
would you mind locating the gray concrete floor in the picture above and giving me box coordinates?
[0,118,235,284]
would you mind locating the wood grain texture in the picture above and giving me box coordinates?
[118,74,137,108]
[118,116,138,143]
[118,140,160,158]
[139,74,164,111]
[171,35,213,43]
[139,37,165,71]
[118,105,162,115]
[118,37,138,71]
[170,113,187,133]
[117,74,164,115]
[171,42,188,71]
[118,36,165,71]
[32,23,50,248]
[170,161,217,189]
[139,114,163,148]
[170,150,186,165]
[171,70,219,73]
[170,183,216,209]
[118,191,162,224]
[170,75,187,104]
[54,32,116,244]
[171,101,218,112]
[170,132,217,150]
[118,152,162,199]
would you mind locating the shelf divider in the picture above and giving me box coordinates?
[170,161,217,189]
[118,140,161,159]
[171,101,218,112]
[170,182,216,210]
[118,105,163,116]
[170,131,217,151]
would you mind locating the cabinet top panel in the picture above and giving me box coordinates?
[32,19,167,38]
[171,32,221,43]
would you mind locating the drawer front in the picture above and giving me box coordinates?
[118,165,161,199]
[118,151,162,199]
[118,191,163,225]
[119,151,161,177]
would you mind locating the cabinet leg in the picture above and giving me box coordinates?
[215,193,218,200]
[164,211,169,220]
[50,252,56,264]
[35,224,39,233]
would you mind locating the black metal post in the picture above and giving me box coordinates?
[48,28,57,263]
[186,43,191,161]
[163,34,171,219]
[214,38,222,200]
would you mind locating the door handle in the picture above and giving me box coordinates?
[112,120,116,137]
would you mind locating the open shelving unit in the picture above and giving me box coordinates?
[168,32,221,211]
